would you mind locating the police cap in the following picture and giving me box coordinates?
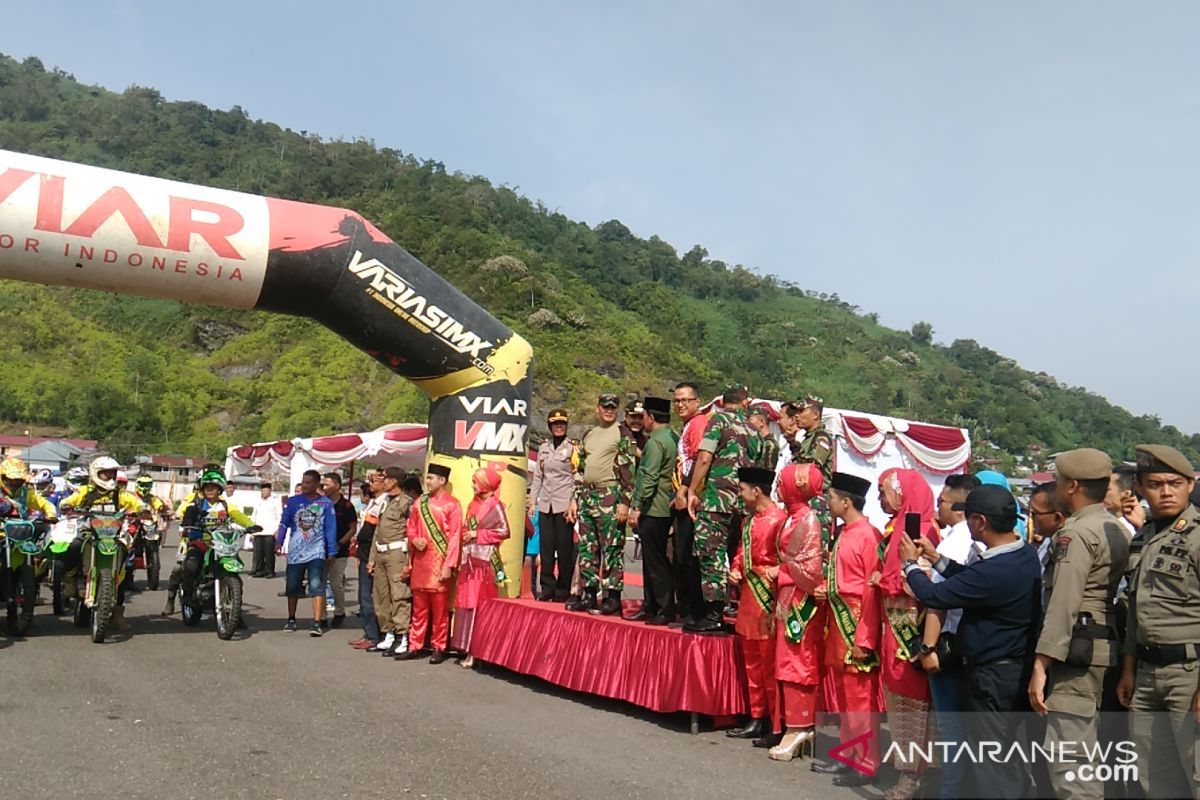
[1134,444,1194,479]
[1055,448,1113,481]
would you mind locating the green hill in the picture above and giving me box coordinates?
[0,53,1195,469]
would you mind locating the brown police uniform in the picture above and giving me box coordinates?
[1125,445,1200,800]
[1038,448,1129,800]
[369,493,413,637]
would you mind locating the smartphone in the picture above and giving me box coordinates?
[904,512,922,540]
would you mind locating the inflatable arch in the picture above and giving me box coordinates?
[0,150,533,595]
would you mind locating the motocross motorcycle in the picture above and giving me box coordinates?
[44,517,77,615]
[180,524,258,639]
[69,510,130,643]
[0,497,49,636]
[123,515,162,592]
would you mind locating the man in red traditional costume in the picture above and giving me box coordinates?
[769,462,827,762]
[397,463,463,664]
[875,468,940,800]
[810,471,882,788]
[453,464,510,668]
[726,465,788,747]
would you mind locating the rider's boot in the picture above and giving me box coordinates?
[111,604,131,632]
[162,590,176,616]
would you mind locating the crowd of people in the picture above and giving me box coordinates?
[524,385,1198,800]
[4,382,1198,800]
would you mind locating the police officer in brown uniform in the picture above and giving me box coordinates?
[1028,448,1130,800]
[1117,444,1200,800]
[367,466,414,656]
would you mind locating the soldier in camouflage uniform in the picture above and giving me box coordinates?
[748,405,780,471]
[566,393,637,616]
[685,384,760,634]
[789,395,835,548]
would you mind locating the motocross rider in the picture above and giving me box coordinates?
[133,475,171,527]
[163,466,255,615]
[58,456,145,630]
[0,457,59,536]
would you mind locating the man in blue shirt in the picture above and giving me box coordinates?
[276,469,338,636]
[899,484,1042,799]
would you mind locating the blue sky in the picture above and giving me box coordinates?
[4,2,1199,432]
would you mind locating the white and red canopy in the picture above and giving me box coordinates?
[226,424,428,486]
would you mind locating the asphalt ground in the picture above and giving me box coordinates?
[2,532,874,800]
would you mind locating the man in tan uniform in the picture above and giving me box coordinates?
[1117,444,1200,800]
[367,466,414,656]
[1028,447,1129,800]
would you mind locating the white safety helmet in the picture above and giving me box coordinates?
[89,456,122,492]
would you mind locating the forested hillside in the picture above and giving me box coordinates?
[0,53,1194,467]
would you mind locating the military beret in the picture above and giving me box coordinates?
[737,466,775,487]
[1055,448,1113,481]
[722,383,750,403]
[831,471,872,499]
[1134,444,1194,478]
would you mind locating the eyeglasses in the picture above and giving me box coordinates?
[673,397,698,404]
[1029,508,1058,518]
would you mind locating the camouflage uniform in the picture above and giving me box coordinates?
[695,408,760,603]
[757,431,779,472]
[795,423,835,550]
[574,428,636,593]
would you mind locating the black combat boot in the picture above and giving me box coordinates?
[683,601,728,634]
[594,591,622,616]
[566,589,597,613]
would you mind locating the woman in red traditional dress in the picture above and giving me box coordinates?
[876,467,940,800]
[768,462,827,762]
[452,464,510,668]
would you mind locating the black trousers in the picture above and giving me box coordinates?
[638,514,674,617]
[538,511,574,598]
[672,508,703,620]
[963,659,1026,799]
[251,535,275,576]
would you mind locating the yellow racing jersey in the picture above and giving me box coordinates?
[0,485,58,521]
[59,486,145,516]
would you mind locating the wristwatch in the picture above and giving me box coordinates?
[919,642,936,656]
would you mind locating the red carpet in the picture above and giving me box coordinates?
[470,598,749,717]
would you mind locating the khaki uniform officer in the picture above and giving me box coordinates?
[1029,447,1130,800]
[1118,445,1200,800]
[368,466,414,656]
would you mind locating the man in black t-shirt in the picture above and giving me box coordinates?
[321,472,359,628]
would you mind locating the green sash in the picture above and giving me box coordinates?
[885,605,923,662]
[826,533,878,672]
[468,514,507,586]
[741,516,774,614]
[782,594,817,644]
[419,495,448,557]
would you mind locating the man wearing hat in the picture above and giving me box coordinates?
[529,408,577,602]
[397,463,462,664]
[810,471,883,786]
[1117,444,1200,799]
[1028,448,1129,800]
[788,395,835,558]
[899,484,1042,798]
[366,466,414,655]
[621,399,647,459]
[726,465,788,746]
[685,383,761,633]
[626,397,679,624]
[566,393,636,615]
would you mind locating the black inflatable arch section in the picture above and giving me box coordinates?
[0,150,532,594]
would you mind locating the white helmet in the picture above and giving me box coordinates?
[89,456,121,492]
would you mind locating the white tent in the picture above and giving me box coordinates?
[225,423,428,488]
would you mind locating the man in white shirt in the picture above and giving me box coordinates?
[251,482,283,578]
[919,473,982,800]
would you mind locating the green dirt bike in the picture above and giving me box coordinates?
[180,524,255,640]
[70,510,130,643]
[43,517,78,616]
[0,497,50,636]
